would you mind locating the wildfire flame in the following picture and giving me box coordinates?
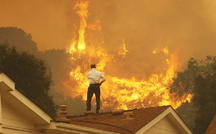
[69,0,89,53]
[63,0,193,111]
[118,40,128,57]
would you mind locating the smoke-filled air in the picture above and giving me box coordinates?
[1,0,216,113]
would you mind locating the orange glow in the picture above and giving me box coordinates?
[68,0,89,53]
[118,40,128,57]
[152,47,169,55]
[88,20,101,31]
[63,0,193,111]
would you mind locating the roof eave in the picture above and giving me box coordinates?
[135,106,193,134]
[46,122,121,134]
[0,73,52,124]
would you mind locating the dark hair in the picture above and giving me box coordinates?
[90,64,96,68]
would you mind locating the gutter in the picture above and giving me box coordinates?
[49,122,120,134]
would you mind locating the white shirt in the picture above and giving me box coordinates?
[88,68,106,84]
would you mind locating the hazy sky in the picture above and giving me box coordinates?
[2,0,216,115]
[1,0,216,64]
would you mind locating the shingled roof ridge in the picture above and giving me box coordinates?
[67,105,171,118]
[137,105,170,110]
[56,105,173,134]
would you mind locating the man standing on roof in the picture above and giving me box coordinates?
[86,64,106,114]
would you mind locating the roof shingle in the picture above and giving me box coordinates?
[206,115,216,134]
[65,106,170,134]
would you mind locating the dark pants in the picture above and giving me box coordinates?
[86,84,100,112]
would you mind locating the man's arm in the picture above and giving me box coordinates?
[99,73,106,85]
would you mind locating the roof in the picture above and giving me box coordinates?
[0,73,52,125]
[65,106,170,134]
[0,73,192,134]
[0,73,115,134]
[205,115,216,134]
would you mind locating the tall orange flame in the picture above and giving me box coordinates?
[69,0,89,53]
[118,40,128,57]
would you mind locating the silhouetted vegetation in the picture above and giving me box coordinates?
[0,44,56,117]
[0,27,77,115]
[0,27,38,53]
[171,56,216,134]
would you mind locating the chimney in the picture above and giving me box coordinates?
[56,105,70,122]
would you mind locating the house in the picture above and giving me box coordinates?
[205,115,216,134]
[0,73,193,134]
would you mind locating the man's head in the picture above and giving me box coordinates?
[90,64,96,69]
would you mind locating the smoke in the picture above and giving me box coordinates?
[0,0,75,50]
[1,0,216,114]
[100,0,215,57]
[1,0,216,59]
[84,0,216,78]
